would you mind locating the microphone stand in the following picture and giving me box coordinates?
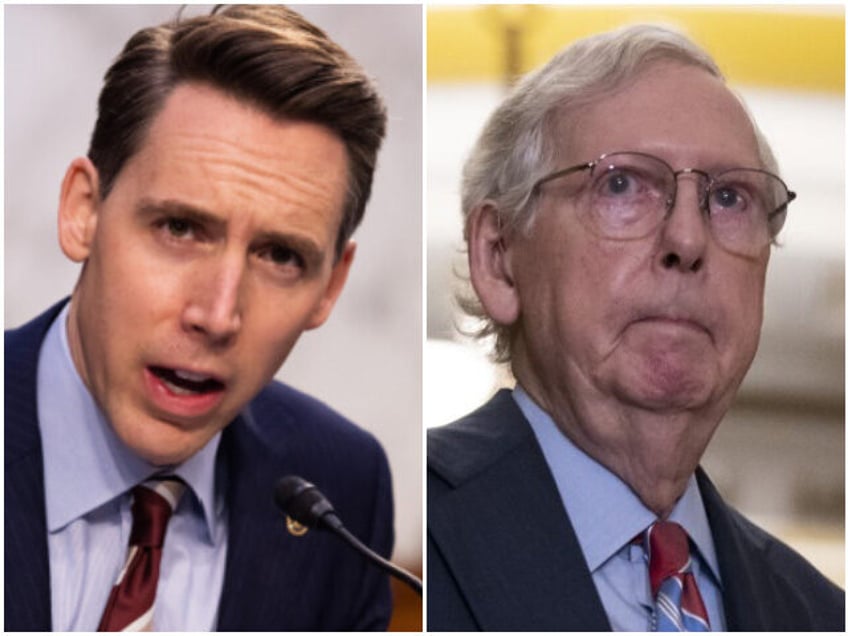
[275,475,422,596]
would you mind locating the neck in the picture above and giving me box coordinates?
[515,365,726,518]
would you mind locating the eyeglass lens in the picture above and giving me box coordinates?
[580,152,790,255]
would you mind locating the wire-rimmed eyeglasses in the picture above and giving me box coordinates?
[531,151,796,257]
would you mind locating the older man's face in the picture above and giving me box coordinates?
[508,61,769,417]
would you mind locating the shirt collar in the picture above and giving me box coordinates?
[37,303,222,541]
[512,385,721,585]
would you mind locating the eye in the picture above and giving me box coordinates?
[257,243,305,271]
[599,170,634,196]
[161,216,195,239]
[711,186,747,212]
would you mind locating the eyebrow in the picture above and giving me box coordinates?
[137,198,224,232]
[136,197,328,269]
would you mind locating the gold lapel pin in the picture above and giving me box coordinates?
[286,515,309,536]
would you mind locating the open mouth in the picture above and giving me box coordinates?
[148,366,225,396]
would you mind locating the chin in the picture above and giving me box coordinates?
[113,416,218,467]
[617,369,714,413]
[127,439,198,467]
[140,446,196,467]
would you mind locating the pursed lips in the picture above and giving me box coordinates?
[631,312,713,339]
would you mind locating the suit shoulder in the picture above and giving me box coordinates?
[722,501,844,627]
[428,389,534,488]
[230,380,392,528]
[735,506,843,590]
[248,380,386,461]
[6,301,68,466]
[699,470,843,628]
[5,301,66,362]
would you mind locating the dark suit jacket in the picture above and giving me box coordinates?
[6,300,394,631]
[428,389,844,631]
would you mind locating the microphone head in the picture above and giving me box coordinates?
[274,475,337,528]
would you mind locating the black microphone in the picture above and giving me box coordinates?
[274,475,422,596]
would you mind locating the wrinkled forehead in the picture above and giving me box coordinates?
[548,61,762,170]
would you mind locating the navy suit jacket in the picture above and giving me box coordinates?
[428,389,844,631]
[6,301,394,631]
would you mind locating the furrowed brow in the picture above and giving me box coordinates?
[255,229,326,270]
[136,198,226,231]
[137,197,328,268]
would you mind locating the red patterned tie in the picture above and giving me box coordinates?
[647,521,711,631]
[98,479,185,632]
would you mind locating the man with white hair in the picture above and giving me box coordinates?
[427,24,843,631]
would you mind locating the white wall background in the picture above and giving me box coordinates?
[4,4,423,565]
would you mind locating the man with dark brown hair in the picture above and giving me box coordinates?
[6,6,395,631]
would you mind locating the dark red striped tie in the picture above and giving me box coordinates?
[98,479,184,632]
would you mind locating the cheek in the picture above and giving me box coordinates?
[104,244,182,327]
[238,289,324,366]
[720,264,767,349]
[84,234,147,318]
[517,229,633,361]
[247,314,297,358]
[570,240,649,340]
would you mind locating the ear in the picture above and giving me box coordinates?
[58,157,101,263]
[306,240,356,330]
[467,202,520,326]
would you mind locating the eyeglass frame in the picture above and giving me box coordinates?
[529,150,796,249]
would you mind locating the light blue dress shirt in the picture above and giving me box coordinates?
[37,303,228,631]
[513,385,726,631]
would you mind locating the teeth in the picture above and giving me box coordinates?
[174,369,211,382]
[162,378,198,395]
[150,366,223,396]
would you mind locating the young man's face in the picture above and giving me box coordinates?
[60,83,354,465]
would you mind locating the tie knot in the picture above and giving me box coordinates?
[647,521,691,596]
[129,478,185,548]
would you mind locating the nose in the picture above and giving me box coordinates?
[658,177,709,273]
[182,254,244,345]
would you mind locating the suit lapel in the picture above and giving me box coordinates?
[216,405,340,631]
[5,417,53,630]
[429,391,610,631]
[698,469,777,630]
[5,301,68,630]
[216,410,289,630]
